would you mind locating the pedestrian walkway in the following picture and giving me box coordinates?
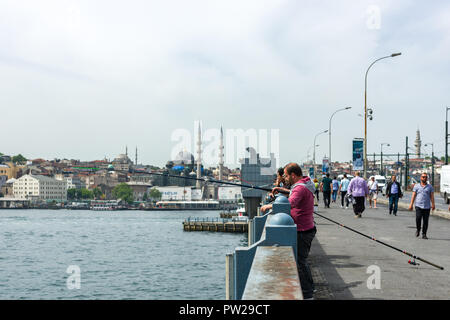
[309,202,450,299]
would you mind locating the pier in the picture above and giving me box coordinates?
[183,217,248,233]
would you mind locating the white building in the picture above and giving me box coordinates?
[218,186,242,201]
[13,174,67,200]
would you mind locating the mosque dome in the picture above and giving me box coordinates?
[113,154,132,164]
[173,150,195,165]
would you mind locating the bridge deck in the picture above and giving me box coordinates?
[310,202,450,299]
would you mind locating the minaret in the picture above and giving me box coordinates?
[126,146,128,157]
[415,128,422,158]
[219,126,224,181]
[135,146,138,165]
[196,122,202,188]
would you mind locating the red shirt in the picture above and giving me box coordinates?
[288,177,315,232]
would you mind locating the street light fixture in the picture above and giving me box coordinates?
[364,52,402,179]
[313,130,328,179]
[329,107,351,173]
[380,143,390,175]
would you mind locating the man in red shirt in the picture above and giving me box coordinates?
[261,163,316,299]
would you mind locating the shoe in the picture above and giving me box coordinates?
[358,214,362,218]
[354,215,359,218]
[345,207,348,209]
[389,211,392,215]
[416,230,420,237]
[422,234,428,239]
[393,212,397,216]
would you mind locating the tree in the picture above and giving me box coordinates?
[93,187,103,199]
[12,154,27,164]
[112,183,134,204]
[149,188,162,201]
[67,188,77,200]
[81,188,94,199]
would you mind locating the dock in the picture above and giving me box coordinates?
[183,217,248,233]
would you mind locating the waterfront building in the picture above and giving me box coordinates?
[12,174,67,201]
[0,162,26,180]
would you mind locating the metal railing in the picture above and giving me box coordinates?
[225,195,302,300]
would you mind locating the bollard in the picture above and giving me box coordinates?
[272,195,291,214]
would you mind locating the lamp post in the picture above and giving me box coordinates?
[329,107,351,174]
[314,130,328,179]
[424,143,434,189]
[446,107,450,165]
[364,52,402,179]
[380,143,390,175]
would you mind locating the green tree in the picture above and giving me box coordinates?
[112,183,134,204]
[81,188,94,199]
[67,188,77,200]
[75,189,82,200]
[12,154,27,164]
[93,187,103,199]
[149,188,162,201]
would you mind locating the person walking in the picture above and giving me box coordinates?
[313,178,320,202]
[368,176,379,208]
[338,174,350,209]
[331,176,339,204]
[408,173,435,239]
[260,163,316,299]
[320,173,332,208]
[385,175,403,216]
[347,171,368,218]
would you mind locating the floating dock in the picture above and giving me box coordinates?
[183,217,248,233]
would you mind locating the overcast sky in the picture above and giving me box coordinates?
[1,0,449,168]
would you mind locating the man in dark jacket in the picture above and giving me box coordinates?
[385,175,403,216]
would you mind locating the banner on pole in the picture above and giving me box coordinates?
[353,139,364,171]
[322,158,329,173]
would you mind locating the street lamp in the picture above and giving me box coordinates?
[329,107,351,173]
[313,130,328,179]
[424,143,435,189]
[380,143,390,175]
[446,107,450,165]
[364,52,402,179]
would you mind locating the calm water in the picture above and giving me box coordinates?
[0,209,246,300]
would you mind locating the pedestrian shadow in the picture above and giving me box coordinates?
[309,239,356,300]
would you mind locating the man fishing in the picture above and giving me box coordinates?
[260,163,316,300]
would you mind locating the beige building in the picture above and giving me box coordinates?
[0,162,26,180]
[13,174,67,200]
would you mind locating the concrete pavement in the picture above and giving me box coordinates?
[309,201,450,300]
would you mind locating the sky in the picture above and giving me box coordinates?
[1,0,449,169]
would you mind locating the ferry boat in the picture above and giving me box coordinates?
[152,200,220,210]
[90,200,123,211]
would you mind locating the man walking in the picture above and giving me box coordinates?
[347,171,368,218]
[408,173,435,239]
[385,175,403,216]
[320,173,332,208]
[260,163,316,299]
[368,176,379,208]
[338,174,350,209]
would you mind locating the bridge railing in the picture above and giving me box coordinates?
[226,195,302,300]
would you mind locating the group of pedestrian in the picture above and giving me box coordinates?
[257,165,439,300]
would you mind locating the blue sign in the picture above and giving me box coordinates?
[352,139,364,171]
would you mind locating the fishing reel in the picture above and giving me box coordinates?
[408,258,420,266]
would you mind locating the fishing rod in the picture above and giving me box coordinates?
[145,171,444,270]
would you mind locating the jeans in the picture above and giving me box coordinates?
[416,207,431,235]
[389,194,399,214]
[323,190,331,207]
[341,191,348,207]
[297,227,317,299]
[315,190,319,201]
[332,190,338,202]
